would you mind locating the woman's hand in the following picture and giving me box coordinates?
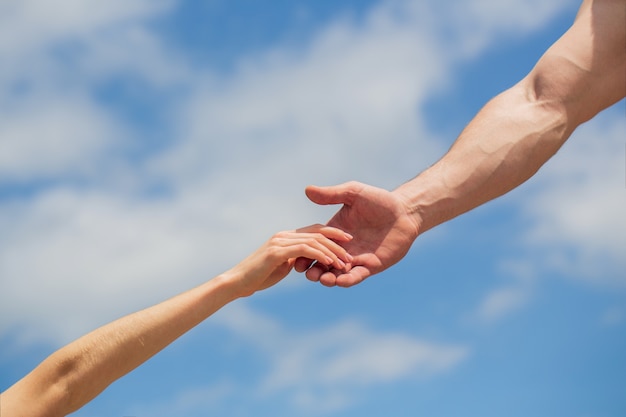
[227,224,353,297]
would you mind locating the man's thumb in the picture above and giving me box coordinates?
[304,182,360,206]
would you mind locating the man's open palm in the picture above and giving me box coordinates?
[295,182,420,287]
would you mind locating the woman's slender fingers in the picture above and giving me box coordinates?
[296,224,353,243]
[288,236,347,269]
[270,231,351,271]
[268,225,353,274]
[292,226,353,272]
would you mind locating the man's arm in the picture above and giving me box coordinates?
[1,225,352,417]
[396,0,625,233]
[298,0,626,287]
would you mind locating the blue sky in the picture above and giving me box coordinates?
[1,0,625,416]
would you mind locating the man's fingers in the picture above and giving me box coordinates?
[334,266,371,287]
[318,270,338,287]
[294,257,313,272]
[305,262,329,282]
[314,266,370,288]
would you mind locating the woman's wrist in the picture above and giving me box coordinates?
[209,270,249,302]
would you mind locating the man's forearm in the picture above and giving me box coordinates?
[395,0,625,236]
[395,80,570,233]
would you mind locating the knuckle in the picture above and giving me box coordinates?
[296,243,311,253]
[272,231,288,239]
[265,245,282,260]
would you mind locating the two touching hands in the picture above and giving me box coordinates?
[230,224,353,297]
[234,181,420,297]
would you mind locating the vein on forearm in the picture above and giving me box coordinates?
[399,81,569,233]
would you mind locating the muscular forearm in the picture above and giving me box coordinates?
[395,80,570,233]
[396,0,625,235]
[2,273,243,417]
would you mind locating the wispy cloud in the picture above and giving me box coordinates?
[0,94,126,181]
[519,110,626,285]
[473,259,536,323]
[123,301,469,415]
[0,0,183,184]
[473,113,626,321]
[125,380,236,417]
[211,302,469,413]
[475,286,530,323]
[0,0,174,55]
[424,0,576,60]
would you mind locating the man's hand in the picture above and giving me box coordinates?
[295,181,420,287]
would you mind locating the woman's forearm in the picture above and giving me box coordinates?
[3,273,242,417]
[1,225,351,416]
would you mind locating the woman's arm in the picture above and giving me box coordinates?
[1,225,352,417]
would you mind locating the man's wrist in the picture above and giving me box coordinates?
[393,168,454,235]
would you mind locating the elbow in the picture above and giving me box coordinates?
[521,55,603,131]
[518,76,571,139]
[36,354,84,416]
[7,347,94,416]
[6,379,74,417]
[43,381,74,417]
[525,75,568,116]
[51,356,91,416]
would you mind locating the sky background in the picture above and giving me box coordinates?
[1,0,625,416]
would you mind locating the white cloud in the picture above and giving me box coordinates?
[0,0,185,184]
[473,259,536,323]
[476,286,530,323]
[125,381,236,417]
[519,109,626,285]
[212,303,469,413]
[0,0,174,56]
[0,0,179,95]
[0,184,316,346]
[0,94,126,181]
[123,302,468,415]
[472,109,625,322]
[152,0,448,191]
[263,321,466,389]
[0,190,200,344]
[398,0,576,63]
